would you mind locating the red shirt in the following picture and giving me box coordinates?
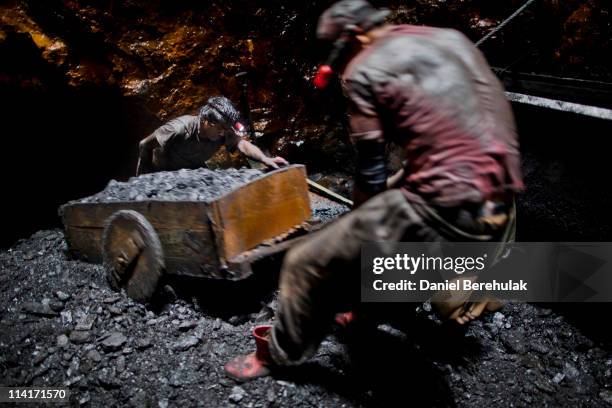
[343,25,523,207]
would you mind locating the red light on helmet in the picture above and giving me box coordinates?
[234,122,245,132]
[313,65,334,89]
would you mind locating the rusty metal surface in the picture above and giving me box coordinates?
[226,221,323,280]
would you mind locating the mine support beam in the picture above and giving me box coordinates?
[506,92,612,121]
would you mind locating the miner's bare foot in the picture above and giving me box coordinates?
[430,275,504,325]
[431,276,476,320]
[450,299,504,325]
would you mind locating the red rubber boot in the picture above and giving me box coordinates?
[224,325,274,382]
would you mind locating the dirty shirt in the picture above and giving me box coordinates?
[343,25,524,207]
[151,115,241,170]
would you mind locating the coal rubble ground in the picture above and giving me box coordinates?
[1,232,612,407]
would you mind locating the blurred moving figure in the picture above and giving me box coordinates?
[225,0,523,381]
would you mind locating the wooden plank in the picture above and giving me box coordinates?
[63,225,219,267]
[206,204,228,271]
[505,92,612,121]
[61,201,219,269]
[210,165,311,260]
[61,201,211,230]
[63,227,104,262]
[307,179,353,207]
[164,256,223,279]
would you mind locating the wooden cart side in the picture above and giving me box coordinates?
[61,201,211,228]
[61,201,220,272]
[60,165,312,280]
[208,165,311,262]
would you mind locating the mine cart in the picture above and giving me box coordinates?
[60,165,346,303]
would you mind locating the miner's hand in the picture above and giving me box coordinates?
[271,156,289,167]
[263,156,289,169]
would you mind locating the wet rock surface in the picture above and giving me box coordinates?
[73,168,264,203]
[1,230,612,407]
[2,0,609,120]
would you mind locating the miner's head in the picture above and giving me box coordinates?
[314,0,390,84]
[199,96,245,137]
[317,0,390,43]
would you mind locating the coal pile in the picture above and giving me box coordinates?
[75,168,264,204]
[309,193,350,224]
[2,230,612,407]
[67,166,350,224]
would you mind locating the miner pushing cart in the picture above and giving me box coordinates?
[60,165,349,303]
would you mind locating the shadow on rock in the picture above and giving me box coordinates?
[160,261,280,321]
[272,321,459,407]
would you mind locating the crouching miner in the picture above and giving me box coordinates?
[136,96,288,175]
[225,0,523,381]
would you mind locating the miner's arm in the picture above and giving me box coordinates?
[345,80,387,207]
[136,134,160,176]
[236,138,289,169]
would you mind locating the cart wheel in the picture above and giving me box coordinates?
[102,210,165,303]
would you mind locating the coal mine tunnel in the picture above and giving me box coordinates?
[1,0,610,247]
[1,0,612,407]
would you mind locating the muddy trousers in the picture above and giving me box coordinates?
[268,189,513,365]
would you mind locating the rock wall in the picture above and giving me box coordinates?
[2,0,609,151]
[1,0,610,245]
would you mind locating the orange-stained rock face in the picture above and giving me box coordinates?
[2,0,609,141]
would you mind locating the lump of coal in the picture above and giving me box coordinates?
[22,301,57,317]
[56,291,71,301]
[69,330,91,344]
[309,194,350,223]
[56,334,69,348]
[229,386,247,403]
[72,168,264,204]
[101,332,128,351]
[172,335,200,351]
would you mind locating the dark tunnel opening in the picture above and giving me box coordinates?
[1,84,148,247]
[515,105,612,242]
[0,28,159,247]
